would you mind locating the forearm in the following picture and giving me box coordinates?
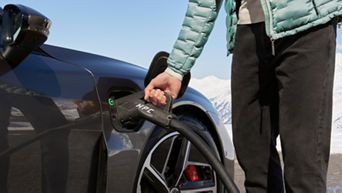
[167,0,223,78]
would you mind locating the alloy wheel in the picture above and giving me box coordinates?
[136,132,217,193]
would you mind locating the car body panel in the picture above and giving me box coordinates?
[173,88,235,161]
[42,44,235,193]
[39,44,234,160]
[0,42,234,193]
[0,49,103,192]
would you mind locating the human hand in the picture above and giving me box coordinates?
[144,72,181,106]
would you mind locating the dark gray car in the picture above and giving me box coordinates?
[0,4,234,193]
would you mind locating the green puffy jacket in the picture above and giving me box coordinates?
[167,0,342,77]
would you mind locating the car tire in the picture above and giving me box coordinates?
[135,115,224,193]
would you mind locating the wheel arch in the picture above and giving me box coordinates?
[172,102,234,161]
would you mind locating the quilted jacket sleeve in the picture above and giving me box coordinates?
[166,0,223,78]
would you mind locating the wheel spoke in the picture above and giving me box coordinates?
[137,131,219,193]
[143,166,169,193]
[162,136,177,176]
[169,138,191,186]
[187,161,212,168]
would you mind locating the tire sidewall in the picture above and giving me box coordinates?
[133,115,224,193]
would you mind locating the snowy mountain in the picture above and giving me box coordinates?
[190,54,342,153]
[332,53,342,153]
[333,53,342,129]
[190,76,232,125]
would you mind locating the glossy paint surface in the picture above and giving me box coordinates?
[0,50,102,193]
[0,44,234,193]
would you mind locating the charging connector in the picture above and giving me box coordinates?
[110,91,239,193]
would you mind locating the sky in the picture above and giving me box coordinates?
[1,0,341,79]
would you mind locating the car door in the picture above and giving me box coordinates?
[0,50,103,193]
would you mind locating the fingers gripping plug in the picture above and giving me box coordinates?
[109,91,174,132]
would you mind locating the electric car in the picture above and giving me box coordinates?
[0,4,235,193]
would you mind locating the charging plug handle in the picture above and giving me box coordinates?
[110,91,174,131]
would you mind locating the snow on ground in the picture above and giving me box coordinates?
[190,54,342,153]
[190,76,233,138]
[332,53,342,153]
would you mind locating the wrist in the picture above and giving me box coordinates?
[165,67,183,81]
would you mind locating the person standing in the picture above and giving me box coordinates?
[144,0,341,192]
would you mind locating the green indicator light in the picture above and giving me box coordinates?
[108,97,115,106]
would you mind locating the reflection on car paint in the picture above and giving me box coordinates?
[0,36,235,193]
[0,86,69,193]
[0,52,102,193]
[106,133,134,157]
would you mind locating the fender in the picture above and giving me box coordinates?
[173,99,235,161]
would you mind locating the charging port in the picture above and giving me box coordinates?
[108,91,144,132]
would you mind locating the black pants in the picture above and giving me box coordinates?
[231,20,337,193]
